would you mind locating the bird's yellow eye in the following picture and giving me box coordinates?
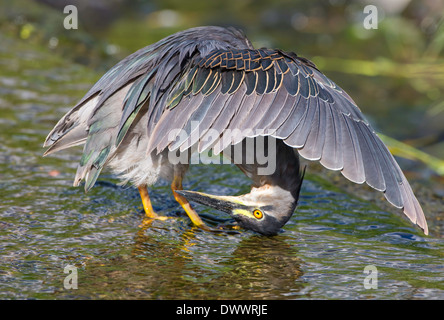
[253,209,263,219]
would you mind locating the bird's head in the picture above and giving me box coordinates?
[176,184,301,236]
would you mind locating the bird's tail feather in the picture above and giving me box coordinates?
[43,95,100,156]
[44,83,133,192]
[72,84,133,191]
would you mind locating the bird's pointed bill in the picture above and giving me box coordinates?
[175,190,247,214]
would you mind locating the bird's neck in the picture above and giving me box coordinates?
[248,183,297,208]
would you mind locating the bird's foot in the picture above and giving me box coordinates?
[138,214,170,228]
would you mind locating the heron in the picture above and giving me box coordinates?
[43,26,428,236]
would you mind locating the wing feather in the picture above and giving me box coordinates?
[284,97,318,148]
[298,98,326,161]
[340,114,366,184]
[319,102,343,171]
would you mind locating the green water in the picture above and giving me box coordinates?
[0,31,443,300]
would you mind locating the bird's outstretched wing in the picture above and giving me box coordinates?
[147,48,428,234]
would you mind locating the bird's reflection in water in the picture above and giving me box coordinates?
[131,223,305,299]
[218,235,305,299]
[72,219,304,299]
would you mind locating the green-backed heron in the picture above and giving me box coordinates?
[44,26,428,236]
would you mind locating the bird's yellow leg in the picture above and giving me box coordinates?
[138,185,168,221]
[171,175,211,231]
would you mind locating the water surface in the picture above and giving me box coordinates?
[0,32,443,300]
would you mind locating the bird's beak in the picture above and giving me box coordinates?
[175,190,244,214]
